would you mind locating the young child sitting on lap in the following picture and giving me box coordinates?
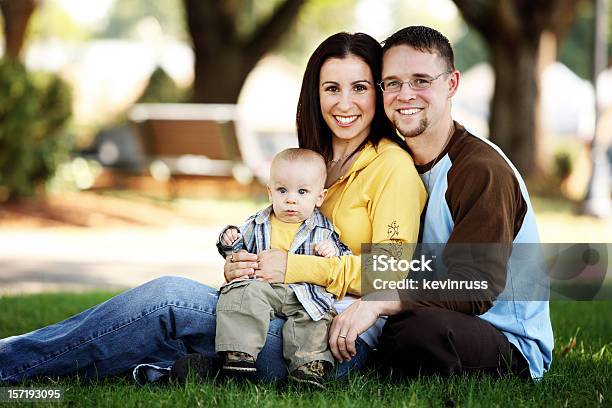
[215,148,350,387]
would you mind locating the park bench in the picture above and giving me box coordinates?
[129,103,266,186]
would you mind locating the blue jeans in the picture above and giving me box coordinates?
[0,276,370,384]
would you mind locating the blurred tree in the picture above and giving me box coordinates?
[452,0,584,177]
[100,0,188,40]
[137,67,190,103]
[275,0,354,67]
[0,59,72,202]
[558,0,611,79]
[559,1,595,80]
[453,26,489,72]
[453,1,612,76]
[27,0,93,43]
[183,0,306,103]
[0,0,38,60]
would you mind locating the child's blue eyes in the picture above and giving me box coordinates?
[275,188,309,195]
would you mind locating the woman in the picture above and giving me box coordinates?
[227,32,426,365]
[0,33,426,385]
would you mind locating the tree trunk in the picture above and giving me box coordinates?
[193,52,249,103]
[183,0,305,104]
[0,0,37,60]
[535,30,559,172]
[489,36,542,176]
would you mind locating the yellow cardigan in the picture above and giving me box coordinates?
[285,138,427,298]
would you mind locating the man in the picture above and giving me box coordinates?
[327,26,553,379]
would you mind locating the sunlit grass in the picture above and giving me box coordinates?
[0,294,610,407]
[531,196,611,242]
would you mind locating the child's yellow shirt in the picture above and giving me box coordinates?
[285,138,427,298]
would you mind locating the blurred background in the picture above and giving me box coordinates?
[0,0,610,294]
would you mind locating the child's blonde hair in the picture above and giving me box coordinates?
[271,148,327,184]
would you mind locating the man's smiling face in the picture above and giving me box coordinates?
[382,45,455,140]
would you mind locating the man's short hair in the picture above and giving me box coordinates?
[271,148,327,184]
[382,26,455,71]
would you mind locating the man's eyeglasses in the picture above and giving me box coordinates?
[378,70,452,93]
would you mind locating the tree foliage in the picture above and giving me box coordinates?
[558,0,599,80]
[99,0,188,40]
[275,0,355,67]
[0,59,72,201]
[453,27,489,72]
[137,67,190,103]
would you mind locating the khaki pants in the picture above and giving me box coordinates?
[215,280,334,372]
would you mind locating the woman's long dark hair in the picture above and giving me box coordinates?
[296,32,399,161]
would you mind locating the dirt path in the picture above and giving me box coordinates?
[0,193,229,295]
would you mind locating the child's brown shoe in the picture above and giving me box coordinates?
[289,360,330,389]
[222,351,257,373]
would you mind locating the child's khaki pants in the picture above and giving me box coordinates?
[215,280,335,372]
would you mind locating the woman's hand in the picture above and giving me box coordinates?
[328,299,381,361]
[256,249,288,283]
[223,250,258,282]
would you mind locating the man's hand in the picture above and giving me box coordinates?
[224,250,258,282]
[314,239,336,258]
[221,228,241,246]
[328,299,381,361]
[256,249,288,283]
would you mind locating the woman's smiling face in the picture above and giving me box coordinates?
[319,54,376,144]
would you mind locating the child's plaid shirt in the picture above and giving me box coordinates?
[216,205,351,321]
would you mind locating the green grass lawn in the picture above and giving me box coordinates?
[0,293,610,407]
